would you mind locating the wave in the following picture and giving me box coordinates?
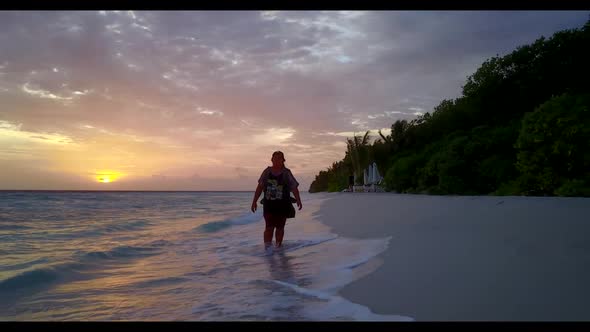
[0,266,61,292]
[0,257,49,272]
[0,224,33,231]
[99,219,152,234]
[76,239,170,261]
[236,236,338,257]
[270,280,414,321]
[130,276,190,288]
[47,219,153,240]
[0,240,170,295]
[278,237,338,252]
[194,212,263,233]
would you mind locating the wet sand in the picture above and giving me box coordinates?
[315,193,590,321]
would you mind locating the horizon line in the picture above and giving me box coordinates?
[0,189,257,192]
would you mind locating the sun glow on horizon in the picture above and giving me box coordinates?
[95,170,123,183]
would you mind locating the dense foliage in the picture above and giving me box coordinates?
[309,20,590,197]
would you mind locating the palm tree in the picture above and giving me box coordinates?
[378,128,391,143]
[346,130,371,184]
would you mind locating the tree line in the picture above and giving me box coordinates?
[309,19,590,197]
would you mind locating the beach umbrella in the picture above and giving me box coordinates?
[373,162,382,183]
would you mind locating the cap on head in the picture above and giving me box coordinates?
[272,150,285,162]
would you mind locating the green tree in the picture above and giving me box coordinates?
[515,93,590,195]
[309,19,590,197]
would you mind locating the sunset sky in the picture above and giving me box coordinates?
[1,11,588,191]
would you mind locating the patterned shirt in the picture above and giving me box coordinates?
[258,167,299,200]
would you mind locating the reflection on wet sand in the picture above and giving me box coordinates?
[264,249,308,320]
[266,249,296,284]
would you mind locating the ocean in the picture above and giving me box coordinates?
[0,191,411,321]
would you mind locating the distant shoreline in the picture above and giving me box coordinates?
[312,191,588,199]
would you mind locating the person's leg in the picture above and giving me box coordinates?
[264,227,274,248]
[275,227,284,247]
[274,217,287,247]
[263,213,275,248]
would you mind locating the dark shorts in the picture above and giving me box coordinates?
[264,213,287,229]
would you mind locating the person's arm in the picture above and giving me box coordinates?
[252,168,268,213]
[251,182,264,213]
[292,186,302,210]
[286,170,302,210]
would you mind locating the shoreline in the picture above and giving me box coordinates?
[314,192,590,321]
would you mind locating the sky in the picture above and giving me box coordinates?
[1,10,588,191]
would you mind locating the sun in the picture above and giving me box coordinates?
[95,170,122,184]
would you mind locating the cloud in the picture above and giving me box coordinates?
[21,83,74,101]
[252,127,296,146]
[197,107,224,116]
[0,120,75,146]
[0,11,588,190]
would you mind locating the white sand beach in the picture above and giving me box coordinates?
[315,193,590,321]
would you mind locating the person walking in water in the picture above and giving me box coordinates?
[251,151,302,249]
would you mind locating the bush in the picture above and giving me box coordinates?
[555,179,590,197]
[515,93,590,195]
[384,153,424,192]
[494,180,521,196]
